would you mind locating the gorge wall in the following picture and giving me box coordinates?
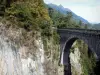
[0,0,97,75]
[0,23,45,75]
[0,20,63,75]
[0,0,63,75]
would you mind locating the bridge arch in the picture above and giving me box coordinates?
[61,36,97,64]
[62,37,97,75]
[58,28,100,75]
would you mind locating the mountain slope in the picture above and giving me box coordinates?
[92,23,100,30]
[48,3,89,24]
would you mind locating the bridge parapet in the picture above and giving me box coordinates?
[57,28,100,35]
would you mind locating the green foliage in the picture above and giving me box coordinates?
[4,0,52,37]
[0,0,6,5]
[76,40,96,75]
[52,30,60,45]
[47,6,81,28]
[40,20,52,37]
[70,47,75,53]
[5,2,37,30]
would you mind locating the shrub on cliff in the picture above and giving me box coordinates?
[4,0,52,37]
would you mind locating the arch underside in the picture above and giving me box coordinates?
[61,36,98,65]
[61,37,97,75]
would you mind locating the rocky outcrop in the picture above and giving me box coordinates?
[0,0,63,74]
[0,22,45,75]
[0,19,63,75]
[70,48,83,75]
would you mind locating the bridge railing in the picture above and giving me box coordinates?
[57,28,100,35]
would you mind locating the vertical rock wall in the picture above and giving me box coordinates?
[0,21,63,75]
[70,42,83,75]
[0,22,45,75]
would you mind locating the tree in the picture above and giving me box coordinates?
[48,7,54,18]
[84,24,88,29]
[79,20,82,26]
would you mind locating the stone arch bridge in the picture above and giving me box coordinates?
[57,28,100,75]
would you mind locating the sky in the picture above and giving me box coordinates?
[44,0,100,24]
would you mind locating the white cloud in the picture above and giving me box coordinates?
[44,0,54,4]
[66,5,100,23]
[44,0,98,4]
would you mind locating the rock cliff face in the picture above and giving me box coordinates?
[70,42,83,75]
[0,22,44,75]
[70,40,96,75]
[0,0,63,75]
[0,22,63,75]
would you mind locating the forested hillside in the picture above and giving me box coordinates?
[92,23,100,30]
[47,6,81,28]
[46,4,91,29]
[47,4,89,24]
